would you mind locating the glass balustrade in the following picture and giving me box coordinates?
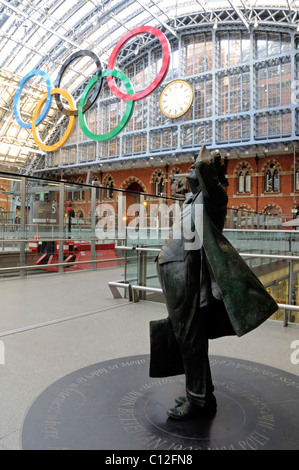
[0,171,298,325]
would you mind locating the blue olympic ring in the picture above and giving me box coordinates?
[13,69,53,130]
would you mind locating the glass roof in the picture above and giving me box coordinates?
[0,0,298,172]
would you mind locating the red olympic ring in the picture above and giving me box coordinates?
[107,26,170,102]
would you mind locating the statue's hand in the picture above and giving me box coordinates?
[214,155,221,167]
[196,145,213,164]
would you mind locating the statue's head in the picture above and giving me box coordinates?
[212,150,229,188]
[186,146,229,193]
[186,165,201,194]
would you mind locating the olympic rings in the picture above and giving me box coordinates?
[32,88,76,152]
[78,70,134,142]
[54,50,103,117]
[14,69,53,129]
[13,25,171,151]
[107,26,170,101]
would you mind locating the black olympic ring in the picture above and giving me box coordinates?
[54,50,103,117]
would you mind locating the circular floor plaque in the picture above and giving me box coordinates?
[22,355,299,450]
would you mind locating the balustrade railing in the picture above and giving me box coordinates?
[0,171,298,326]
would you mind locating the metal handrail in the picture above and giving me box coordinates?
[271,303,299,327]
[128,284,299,327]
[115,245,299,260]
[0,257,125,273]
[240,253,299,261]
[277,303,299,311]
[114,245,299,327]
[0,237,120,243]
[115,245,160,252]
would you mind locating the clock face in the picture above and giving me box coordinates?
[159,80,193,118]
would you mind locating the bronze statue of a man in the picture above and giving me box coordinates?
[150,145,278,420]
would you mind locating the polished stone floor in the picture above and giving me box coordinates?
[0,267,298,450]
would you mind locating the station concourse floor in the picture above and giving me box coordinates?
[0,266,298,450]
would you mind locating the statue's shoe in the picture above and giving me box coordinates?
[168,396,217,421]
[175,396,187,406]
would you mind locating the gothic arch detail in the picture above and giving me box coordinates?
[102,173,115,199]
[77,209,85,218]
[261,203,282,215]
[233,160,253,176]
[102,173,115,187]
[92,174,101,183]
[72,176,85,184]
[262,159,281,193]
[169,166,183,176]
[261,158,282,173]
[119,176,147,193]
[234,161,253,194]
[150,169,166,196]
[150,168,166,184]
[235,203,253,211]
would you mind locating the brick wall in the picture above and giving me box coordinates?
[56,152,299,223]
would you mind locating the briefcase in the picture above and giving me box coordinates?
[149,318,184,378]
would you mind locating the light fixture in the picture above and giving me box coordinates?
[213,19,218,30]
[254,17,259,28]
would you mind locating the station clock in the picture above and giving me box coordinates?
[159,80,193,119]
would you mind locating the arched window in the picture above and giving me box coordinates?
[238,171,244,193]
[105,176,114,199]
[264,206,280,216]
[273,169,279,192]
[265,163,279,192]
[266,170,272,191]
[78,179,85,201]
[73,178,85,201]
[245,171,251,193]
[92,177,100,199]
[237,167,251,193]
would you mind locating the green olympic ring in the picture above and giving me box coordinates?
[78,69,134,142]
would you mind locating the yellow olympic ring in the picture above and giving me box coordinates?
[32,88,76,152]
